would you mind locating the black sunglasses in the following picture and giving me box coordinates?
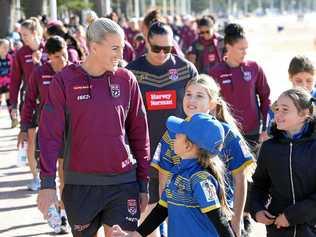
[199,30,210,35]
[150,44,172,54]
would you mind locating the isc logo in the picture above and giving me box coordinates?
[77,94,91,101]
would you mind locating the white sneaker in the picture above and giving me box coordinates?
[27,177,41,191]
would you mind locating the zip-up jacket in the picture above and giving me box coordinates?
[188,33,224,74]
[10,43,47,108]
[210,60,271,135]
[39,64,150,192]
[251,118,316,237]
[21,62,55,132]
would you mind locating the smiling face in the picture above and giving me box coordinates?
[90,33,124,72]
[290,72,315,93]
[275,95,309,135]
[183,83,217,118]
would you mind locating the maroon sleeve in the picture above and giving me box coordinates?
[9,52,23,108]
[38,74,66,189]
[125,71,150,192]
[255,64,271,131]
[20,68,40,132]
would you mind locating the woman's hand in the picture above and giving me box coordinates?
[255,210,275,225]
[274,213,289,229]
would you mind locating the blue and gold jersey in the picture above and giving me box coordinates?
[152,122,254,207]
[159,159,221,237]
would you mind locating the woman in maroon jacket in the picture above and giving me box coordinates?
[10,17,47,191]
[210,23,271,236]
[37,18,150,237]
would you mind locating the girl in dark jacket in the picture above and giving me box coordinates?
[251,88,316,237]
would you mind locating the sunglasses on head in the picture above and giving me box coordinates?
[199,30,210,35]
[150,44,172,54]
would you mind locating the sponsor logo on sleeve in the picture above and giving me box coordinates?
[145,90,177,110]
[200,180,217,202]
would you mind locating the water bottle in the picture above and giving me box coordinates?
[47,205,61,233]
[16,142,27,167]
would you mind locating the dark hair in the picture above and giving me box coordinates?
[147,22,173,41]
[224,23,245,45]
[197,15,215,28]
[280,88,315,116]
[46,24,84,60]
[288,56,315,77]
[143,9,163,29]
[45,35,66,55]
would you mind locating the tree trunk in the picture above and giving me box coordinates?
[0,0,13,38]
[23,0,44,18]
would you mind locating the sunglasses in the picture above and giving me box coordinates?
[150,44,172,54]
[199,30,210,35]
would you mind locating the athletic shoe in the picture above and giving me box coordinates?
[27,176,41,191]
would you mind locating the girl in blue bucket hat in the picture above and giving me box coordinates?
[112,113,235,237]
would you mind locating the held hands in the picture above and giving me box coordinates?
[255,210,289,229]
[255,210,276,225]
[274,213,289,229]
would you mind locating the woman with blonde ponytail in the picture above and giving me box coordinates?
[151,74,255,237]
[11,16,47,192]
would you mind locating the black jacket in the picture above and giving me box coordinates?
[250,118,316,237]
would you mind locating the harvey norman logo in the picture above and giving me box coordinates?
[145,90,177,110]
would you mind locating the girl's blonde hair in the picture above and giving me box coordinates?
[185,74,255,179]
[197,148,232,218]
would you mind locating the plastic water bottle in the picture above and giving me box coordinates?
[47,205,61,233]
[16,143,27,167]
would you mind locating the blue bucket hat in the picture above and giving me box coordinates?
[166,113,224,155]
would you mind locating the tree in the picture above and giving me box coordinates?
[0,0,13,38]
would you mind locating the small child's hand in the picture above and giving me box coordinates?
[111,225,141,237]
[111,225,128,237]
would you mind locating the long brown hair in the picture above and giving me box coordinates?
[197,148,232,218]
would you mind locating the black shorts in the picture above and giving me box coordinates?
[149,176,159,204]
[62,182,140,237]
